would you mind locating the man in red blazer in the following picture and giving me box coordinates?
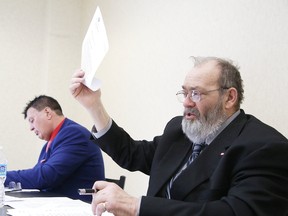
[70,56,288,215]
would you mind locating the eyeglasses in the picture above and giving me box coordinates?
[176,87,228,103]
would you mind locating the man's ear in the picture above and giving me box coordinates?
[224,87,238,109]
[44,107,53,120]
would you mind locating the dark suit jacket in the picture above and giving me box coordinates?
[95,110,288,215]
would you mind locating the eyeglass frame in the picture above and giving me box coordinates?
[176,87,229,103]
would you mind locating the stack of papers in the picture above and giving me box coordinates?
[5,195,113,216]
[8,207,93,216]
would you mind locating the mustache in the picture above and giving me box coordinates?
[184,108,200,117]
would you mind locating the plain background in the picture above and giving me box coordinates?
[1,0,288,198]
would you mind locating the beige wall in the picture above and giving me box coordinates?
[1,0,288,198]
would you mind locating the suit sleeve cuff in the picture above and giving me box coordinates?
[91,118,112,139]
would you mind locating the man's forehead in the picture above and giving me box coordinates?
[26,107,39,118]
[185,61,220,86]
[193,60,219,73]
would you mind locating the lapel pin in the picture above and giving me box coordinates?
[220,152,225,156]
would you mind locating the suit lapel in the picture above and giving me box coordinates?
[147,135,192,196]
[170,138,230,199]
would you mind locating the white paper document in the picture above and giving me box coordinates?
[81,6,109,91]
[6,196,114,216]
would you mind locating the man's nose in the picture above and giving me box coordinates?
[29,124,34,131]
[183,96,196,108]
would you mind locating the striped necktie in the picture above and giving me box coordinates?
[166,143,207,199]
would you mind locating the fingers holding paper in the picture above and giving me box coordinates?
[70,69,86,95]
[70,69,99,104]
[70,69,110,132]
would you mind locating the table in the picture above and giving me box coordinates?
[3,192,113,216]
[3,190,65,216]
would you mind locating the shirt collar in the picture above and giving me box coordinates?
[205,110,240,145]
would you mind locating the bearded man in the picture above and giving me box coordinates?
[70,56,288,216]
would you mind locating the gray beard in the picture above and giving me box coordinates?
[182,102,227,144]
